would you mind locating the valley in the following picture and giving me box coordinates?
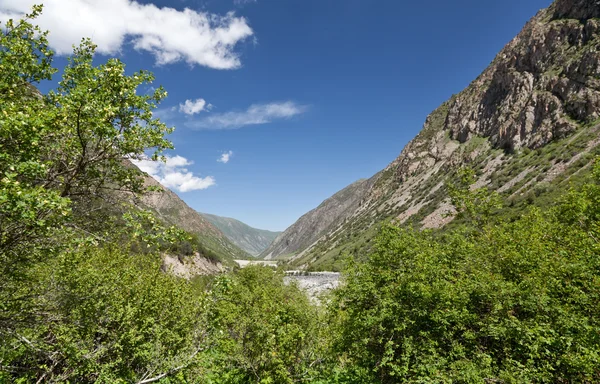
[3,0,600,382]
[201,213,281,257]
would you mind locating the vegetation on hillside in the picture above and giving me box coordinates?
[2,7,600,383]
[291,122,600,272]
[328,165,600,382]
[200,213,280,257]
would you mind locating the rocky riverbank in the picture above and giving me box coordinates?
[284,271,341,300]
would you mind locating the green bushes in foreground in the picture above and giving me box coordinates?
[199,267,326,383]
[3,163,600,383]
[3,6,600,383]
[1,246,206,383]
[327,164,600,383]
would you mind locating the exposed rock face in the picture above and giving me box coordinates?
[554,0,600,20]
[270,0,600,268]
[201,213,280,256]
[261,179,375,259]
[366,0,600,209]
[162,253,224,279]
[446,1,600,152]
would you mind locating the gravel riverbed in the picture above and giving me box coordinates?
[284,272,341,299]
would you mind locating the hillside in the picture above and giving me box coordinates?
[260,179,372,259]
[132,172,250,263]
[200,213,280,256]
[271,0,600,270]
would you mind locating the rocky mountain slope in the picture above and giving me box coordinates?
[200,213,280,256]
[134,172,250,263]
[271,0,600,270]
[260,179,373,260]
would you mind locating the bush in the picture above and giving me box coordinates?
[202,266,326,383]
[1,245,206,383]
[328,161,600,383]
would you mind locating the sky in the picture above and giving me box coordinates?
[0,0,552,231]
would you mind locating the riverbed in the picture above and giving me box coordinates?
[284,271,341,299]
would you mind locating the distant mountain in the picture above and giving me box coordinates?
[134,172,250,264]
[260,179,371,260]
[200,213,281,257]
[268,0,600,271]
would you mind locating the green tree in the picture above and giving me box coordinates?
[0,7,207,383]
[43,39,172,202]
[447,167,502,226]
[203,266,326,383]
[0,6,73,342]
[0,5,173,268]
[0,5,67,266]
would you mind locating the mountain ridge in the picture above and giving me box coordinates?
[200,213,280,257]
[132,169,250,264]
[268,0,600,270]
[260,178,374,260]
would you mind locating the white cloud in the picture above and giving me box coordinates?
[217,151,233,163]
[179,98,211,115]
[131,155,215,192]
[0,0,253,69]
[187,101,307,129]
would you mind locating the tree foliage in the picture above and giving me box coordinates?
[0,5,67,269]
[202,266,326,383]
[328,161,600,383]
[0,7,202,383]
[447,167,503,226]
[0,4,173,264]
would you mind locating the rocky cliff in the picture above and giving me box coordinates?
[271,0,600,270]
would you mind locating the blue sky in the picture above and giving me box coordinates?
[1,0,551,231]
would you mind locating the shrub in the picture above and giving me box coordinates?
[328,161,600,383]
[202,266,326,383]
[1,246,206,383]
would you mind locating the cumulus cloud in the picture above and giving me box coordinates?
[131,155,215,192]
[0,0,253,69]
[217,151,233,163]
[179,98,211,115]
[187,101,307,130]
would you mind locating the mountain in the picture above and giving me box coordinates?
[260,179,372,260]
[133,171,250,264]
[271,0,600,271]
[200,213,281,257]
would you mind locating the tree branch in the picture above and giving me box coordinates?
[135,348,203,384]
